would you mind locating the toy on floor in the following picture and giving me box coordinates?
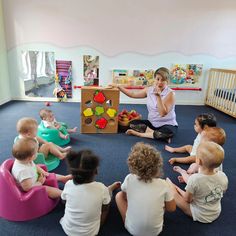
[0,159,59,221]
[118,109,141,125]
[45,101,51,106]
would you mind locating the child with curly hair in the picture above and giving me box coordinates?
[165,113,217,165]
[60,150,120,236]
[115,142,176,236]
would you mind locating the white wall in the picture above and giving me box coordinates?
[0,0,11,104]
[2,0,236,104]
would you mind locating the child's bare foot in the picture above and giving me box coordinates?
[168,158,176,165]
[71,127,77,133]
[165,145,175,153]
[108,181,121,192]
[63,146,72,152]
[62,134,69,140]
[177,176,185,183]
[173,166,186,175]
[187,163,199,174]
[59,152,67,160]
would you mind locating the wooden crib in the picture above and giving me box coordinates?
[205,68,236,118]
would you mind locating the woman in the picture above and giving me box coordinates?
[116,67,178,143]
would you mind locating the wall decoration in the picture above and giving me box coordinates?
[56,60,72,99]
[21,51,55,97]
[170,64,203,88]
[112,69,154,86]
[81,86,119,133]
[83,55,99,86]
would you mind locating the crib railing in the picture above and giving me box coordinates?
[205,68,236,118]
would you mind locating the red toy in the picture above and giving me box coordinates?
[45,101,51,106]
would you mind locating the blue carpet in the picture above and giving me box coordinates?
[0,101,235,235]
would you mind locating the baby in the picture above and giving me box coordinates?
[12,138,71,198]
[39,108,77,140]
[17,117,71,160]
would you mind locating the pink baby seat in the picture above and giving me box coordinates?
[0,159,60,221]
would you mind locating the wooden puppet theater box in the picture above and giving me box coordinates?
[81,86,120,133]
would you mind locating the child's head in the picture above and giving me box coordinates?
[128,142,163,182]
[16,117,38,138]
[195,113,217,132]
[12,138,38,161]
[66,150,99,185]
[196,141,224,170]
[201,127,226,146]
[39,109,54,122]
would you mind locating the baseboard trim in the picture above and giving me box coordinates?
[8,97,205,106]
[0,98,11,106]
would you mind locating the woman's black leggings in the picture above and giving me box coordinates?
[129,119,178,141]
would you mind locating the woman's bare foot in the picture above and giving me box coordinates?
[168,158,176,165]
[125,129,143,137]
[126,129,136,136]
[165,145,175,153]
[173,166,186,175]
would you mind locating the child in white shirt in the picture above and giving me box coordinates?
[60,150,120,236]
[12,138,71,198]
[172,127,226,183]
[165,113,217,165]
[39,108,77,140]
[167,141,228,223]
[116,142,176,236]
